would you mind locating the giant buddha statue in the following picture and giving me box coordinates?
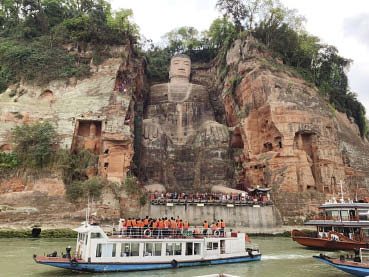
[140,54,233,191]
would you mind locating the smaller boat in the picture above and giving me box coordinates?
[314,248,369,277]
[292,201,369,250]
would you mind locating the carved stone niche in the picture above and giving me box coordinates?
[0,144,12,153]
[72,119,102,155]
[230,127,244,148]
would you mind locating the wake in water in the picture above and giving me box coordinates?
[262,254,313,260]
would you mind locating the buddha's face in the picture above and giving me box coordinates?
[169,56,191,80]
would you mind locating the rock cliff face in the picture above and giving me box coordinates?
[211,37,369,220]
[0,44,145,224]
[1,37,369,225]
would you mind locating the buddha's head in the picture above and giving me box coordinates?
[169,54,191,81]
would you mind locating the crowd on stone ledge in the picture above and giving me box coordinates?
[149,191,270,204]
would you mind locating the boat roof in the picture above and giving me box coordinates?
[305,220,369,227]
[319,203,369,209]
[73,223,103,233]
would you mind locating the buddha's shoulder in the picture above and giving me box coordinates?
[150,83,168,94]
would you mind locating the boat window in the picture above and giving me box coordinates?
[96,244,102,257]
[154,243,162,256]
[121,243,130,257]
[341,210,349,221]
[85,234,88,245]
[206,242,218,250]
[186,242,193,255]
[131,243,140,256]
[331,210,339,220]
[166,243,173,256]
[174,243,182,255]
[166,243,182,256]
[194,243,201,255]
[120,243,140,257]
[91,232,102,239]
[145,243,162,256]
[112,244,116,257]
[96,243,116,257]
[359,210,369,221]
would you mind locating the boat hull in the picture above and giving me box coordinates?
[292,230,369,250]
[34,254,261,272]
[314,255,369,277]
[292,236,368,250]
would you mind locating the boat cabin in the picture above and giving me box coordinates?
[305,203,369,240]
[73,223,254,264]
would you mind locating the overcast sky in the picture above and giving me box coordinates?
[111,0,369,116]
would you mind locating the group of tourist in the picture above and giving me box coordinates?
[119,216,226,238]
[149,191,270,203]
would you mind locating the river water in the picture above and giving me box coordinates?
[0,237,350,277]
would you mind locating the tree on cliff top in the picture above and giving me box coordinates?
[0,0,139,92]
[215,0,368,138]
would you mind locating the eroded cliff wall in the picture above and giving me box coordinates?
[0,44,145,225]
[213,37,369,221]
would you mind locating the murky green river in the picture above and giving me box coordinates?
[0,237,351,277]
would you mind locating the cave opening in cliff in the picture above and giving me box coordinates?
[230,127,244,148]
[294,131,319,190]
[77,120,102,137]
[72,119,102,155]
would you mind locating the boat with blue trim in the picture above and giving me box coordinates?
[33,221,261,272]
[314,248,369,277]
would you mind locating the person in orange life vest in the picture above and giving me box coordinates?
[144,216,149,227]
[158,218,164,238]
[169,217,176,237]
[152,219,158,237]
[203,220,209,235]
[220,219,225,236]
[164,217,169,237]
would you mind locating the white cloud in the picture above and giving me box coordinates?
[110,0,219,42]
[344,13,369,49]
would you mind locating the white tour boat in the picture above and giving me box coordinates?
[33,220,261,272]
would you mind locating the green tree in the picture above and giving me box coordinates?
[216,0,247,32]
[163,26,203,53]
[12,121,58,168]
[208,17,236,48]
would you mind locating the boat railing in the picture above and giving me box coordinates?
[110,226,231,239]
[311,215,359,221]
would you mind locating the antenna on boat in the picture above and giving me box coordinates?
[85,194,90,227]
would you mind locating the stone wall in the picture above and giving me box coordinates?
[139,204,282,229]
